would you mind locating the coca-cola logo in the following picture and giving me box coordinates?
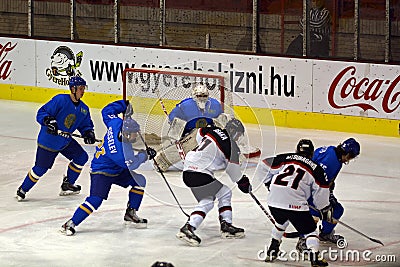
[328,66,400,113]
[0,41,17,80]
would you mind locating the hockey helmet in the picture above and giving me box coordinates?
[296,139,315,159]
[69,76,87,90]
[340,138,360,158]
[192,84,209,109]
[121,117,140,143]
[225,118,245,141]
[122,117,140,133]
[151,262,175,267]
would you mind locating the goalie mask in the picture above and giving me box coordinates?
[192,84,209,110]
[296,139,314,159]
[121,117,140,143]
[225,118,245,141]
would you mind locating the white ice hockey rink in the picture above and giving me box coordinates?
[0,99,399,267]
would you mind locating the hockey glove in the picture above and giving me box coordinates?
[320,205,334,223]
[237,175,252,194]
[329,191,338,206]
[125,100,133,118]
[146,147,157,160]
[83,130,96,144]
[44,116,58,135]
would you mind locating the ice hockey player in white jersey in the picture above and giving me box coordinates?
[176,118,252,246]
[296,138,361,253]
[255,139,332,267]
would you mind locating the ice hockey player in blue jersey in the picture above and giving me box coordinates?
[16,76,96,201]
[60,100,157,235]
[168,83,223,136]
[296,138,360,251]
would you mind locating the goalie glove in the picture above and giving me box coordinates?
[146,147,157,160]
[83,130,96,144]
[237,175,252,194]
[44,116,58,135]
[320,205,334,223]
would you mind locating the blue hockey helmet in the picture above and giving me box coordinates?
[340,138,360,158]
[122,117,140,134]
[121,117,141,143]
[69,76,87,89]
[296,139,314,159]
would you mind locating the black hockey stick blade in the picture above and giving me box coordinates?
[308,204,384,246]
[336,220,384,246]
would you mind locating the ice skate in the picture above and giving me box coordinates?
[265,238,281,262]
[319,227,345,245]
[220,220,245,239]
[16,187,26,201]
[59,176,81,196]
[176,222,201,246]
[60,219,76,236]
[296,236,311,259]
[310,252,329,267]
[124,207,147,228]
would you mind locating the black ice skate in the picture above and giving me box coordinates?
[176,222,201,246]
[59,176,81,196]
[124,207,147,228]
[310,252,329,267]
[220,220,245,239]
[16,187,26,201]
[265,238,281,262]
[319,227,345,244]
[60,219,76,236]
[296,237,311,259]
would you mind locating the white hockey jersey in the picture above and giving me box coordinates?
[183,126,242,182]
[256,153,330,211]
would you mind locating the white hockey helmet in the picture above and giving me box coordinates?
[192,84,209,110]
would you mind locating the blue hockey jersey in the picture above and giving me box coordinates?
[90,100,147,176]
[36,94,94,151]
[168,97,223,135]
[312,146,342,184]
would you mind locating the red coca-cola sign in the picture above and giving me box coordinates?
[328,66,400,114]
[0,41,17,80]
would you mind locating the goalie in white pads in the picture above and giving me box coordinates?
[155,83,224,171]
[168,83,223,136]
[176,118,252,246]
[155,83,260,171]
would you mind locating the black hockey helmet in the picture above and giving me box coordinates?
[225,118,245,141]
[296,139,314,159]
[151,262,175,267]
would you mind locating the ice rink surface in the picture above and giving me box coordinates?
[0,99,399,267]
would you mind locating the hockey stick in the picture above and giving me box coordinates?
[58,130,102,143]
[307,205,384,246]
[137,131,190,218]
[249,191,299,238]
